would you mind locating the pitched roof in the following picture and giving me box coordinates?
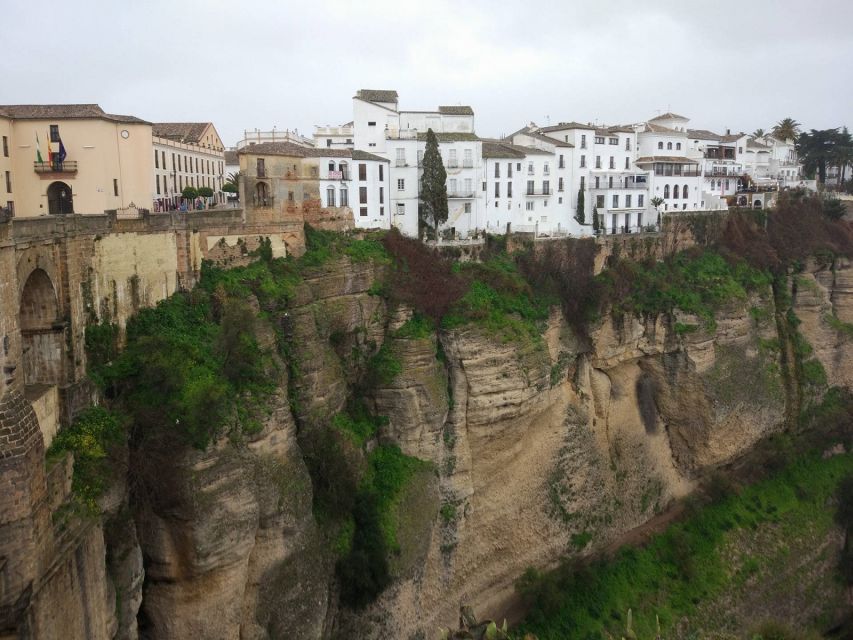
[438,105,474,116]
[153,122,212,144]
[510,126,574,147]
[648,112,689,122]
[746,140,770,150]
[355,89,399,104]
[634,156,699,164]
[538,121,595,132]
[416,131,480,142]
[0,103,149,124]
[481,141,526,158]
[224,150,239,165]
[597,125,636,135]
[686,129,722,141]
[720,133,745,143]
[352,149,389,162]
[643,122,683,134]
[237,142,351,158]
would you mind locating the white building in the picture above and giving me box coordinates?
[235,128,313,149]
[152,122,226,210]
[314,122,354,150]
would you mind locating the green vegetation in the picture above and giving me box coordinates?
[516,451,853,639]
[47,407,124,513]
[331,401,388,447]
[599,249,772,331]
[394,312,434,339]
[367,342,402,386]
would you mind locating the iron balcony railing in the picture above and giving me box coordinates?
[448,191,475,199]
[34,161,78,173]
[526,188,551,196]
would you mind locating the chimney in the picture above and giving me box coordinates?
[726,128,730,136]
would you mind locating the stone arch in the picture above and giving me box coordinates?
[753,199,763,209]
[19,268,64,386]
[47,181,74,215]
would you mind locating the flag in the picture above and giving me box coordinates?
[35,133,44,163]
[57,137,67,163]
[46,132,52,164]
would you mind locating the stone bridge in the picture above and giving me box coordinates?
[0,208,303,638]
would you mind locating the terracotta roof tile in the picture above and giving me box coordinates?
[355,89,399,103]
[153,122,210,143]
[0,103,149,124]
[438,105,474,115]
[648,112,689,122]
[237,142,351,158]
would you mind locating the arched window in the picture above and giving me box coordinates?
[673,185,680,199]
[664,185,670,198]
[339,162,348,179]
[340,187,349,207]
[658,142,663,150]
[676,143,682,150]
[667,142,673,150]
[328,161,335,172]
[254,181,269,206]
[683,184,689,199]
[327,186,335,207]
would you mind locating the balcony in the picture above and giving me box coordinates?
[327,170,350,181]
[526,188,551,196]
[253,195,275,207]
[448,191,475,199]
[463,160,473,168]
[653,169,701,177]
[446,162,459,168]
[704,167,739,176]
[395,160,408,167]
[34,161,78,174]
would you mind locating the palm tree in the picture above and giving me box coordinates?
[772,118,801,141]
[752,128,766,139]
[831,127,853,188]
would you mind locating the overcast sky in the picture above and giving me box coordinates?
[3,0,851,146]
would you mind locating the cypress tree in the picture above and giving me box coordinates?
[575,188,585,224]
[419,129,449,241]
[592,205,600,234]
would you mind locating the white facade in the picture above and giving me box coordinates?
[236,128,313,149]
[314,123,354,150]
[152,122,226,211]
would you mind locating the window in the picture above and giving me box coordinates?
[327,139,332,147]
[5,171,11,193]
[543,180,550,195]
[580,176,585,190]
[580,155,586,168]
[626,139,631,151]
[543,163,550,175]
[482,181,487,191]
[609,157,615,169]
[113,179,119,196]
[528,162,534,175]
[6,201,14,216]
[368,121,376,126]
[340,188,348,206]
[738,147,743,154]
[464,202,471,213]
[682,184,688,198]
[527,180,535,195]
[625,158,630,169]
[558,197,562,204]
[495,201,499,208]
[667,142,673,150]
[596,195,605,208]
[580,135,587,149]
[609,137,618,145]
[664,184,670,198]
[449,179,457,194]
[156,175,160,195]
[379,186,384,204]
[448,149,457,167]
[495,182,500,198]
[595,156,601,169]
[495,163,500,178]
[516,163,521,171]
[638,194,644,207]
[1,136,7,157]
[676,143,682,150]
[626,194,633,208]
[507,162,513,177]
[327,187,335,206]
[50,125,60,142]
[396,203,405,217]
[163,151,166,169]
[608,176,613,188]
[379,164,384,181]
[397,178,405,190]
[559,155,564,169]
[558,177,564,192]
[595,136,605,144]
[360,207,368,216]
[725,179,730,191]
[612,195,619,208]
[359,164,367,180]
[155,151,159,168]
[359,186,367,204]
[673,185,680,198]
[526,201,534,211]
[507,182,512,198]
[658,142,663,150]
[380,207,384,216]
[256,158,265,177]
[594,176,600,188]
[396,148,406,167]
[328,161,335,172]
[464,149,472,167]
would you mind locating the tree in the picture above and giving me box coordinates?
[418,129,448,241]
[752,128,766,139]
[592,205,600,234]
[798,128,843,185]
[181,186,198,200]
[831,127,853,188]
[823,196,847,220]
[772,118,801,141]
[575,188,585,224]
[222,182,238,194]
[197,186,214,199]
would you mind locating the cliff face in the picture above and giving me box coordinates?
[87,254,853,639]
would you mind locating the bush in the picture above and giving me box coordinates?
[197,186,214,198]
[367,342,402,387]
[336,491,390,608]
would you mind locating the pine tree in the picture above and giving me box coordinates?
[592,205,600,233]
[575,188,585,224]
[419,129,449,240]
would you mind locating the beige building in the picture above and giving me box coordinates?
[152,122,226,210]
[0,104,152,217]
